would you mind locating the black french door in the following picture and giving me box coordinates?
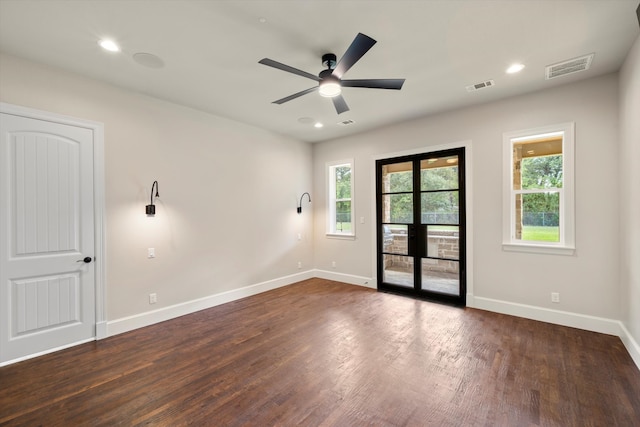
[376,147,466,306]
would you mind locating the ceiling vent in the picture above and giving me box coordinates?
[337,119,356,126]
[545,53,594,80]
[466,80,495,92]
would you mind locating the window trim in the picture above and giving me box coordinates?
[326,159,355,239]
[502,122,575,255]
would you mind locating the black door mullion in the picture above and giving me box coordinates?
[412,160,422,291]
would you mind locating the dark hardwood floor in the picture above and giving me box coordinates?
[1,278,639,426]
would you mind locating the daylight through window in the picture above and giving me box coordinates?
[327,160,354,236]
[503,123,575,254]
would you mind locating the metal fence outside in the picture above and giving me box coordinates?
[374,213,460,225]
[523,212,559,227]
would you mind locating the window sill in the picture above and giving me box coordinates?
[326,233,356,240]
[502,242,575,256]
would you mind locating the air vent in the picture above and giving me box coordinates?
[337,119,355,126]
[466,80,495,92]
[545,53,594,80]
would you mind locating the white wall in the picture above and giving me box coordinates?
[0,53,314,324]
[1,49,636,364]
[313,73,621,321]
[619,35,640,353]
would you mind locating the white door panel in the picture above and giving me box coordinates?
[1,112,96,363]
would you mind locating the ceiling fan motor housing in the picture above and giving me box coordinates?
[322,53,337,70]
[319,69,334,80]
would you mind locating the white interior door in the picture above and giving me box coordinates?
[0,111,96,364]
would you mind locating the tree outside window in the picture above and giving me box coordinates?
[328,161,354,236]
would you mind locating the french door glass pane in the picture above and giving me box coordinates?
[421,191,459,224]
[383,255,414,288]
[383,194,413,223]
[421,259,459,295]
[425,225,459,260]
[421,157,459,191]
[381,162,413,193]
[383,225,408,254]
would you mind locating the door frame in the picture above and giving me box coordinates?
[0,102,106,364]
[371,140,474,303]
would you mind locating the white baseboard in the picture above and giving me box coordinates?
[619,322,640,370]
[470,296,640,370]
[471,296,621,335]
[96,321,108,339]
[312,269,375,289]
[105,270,315,337]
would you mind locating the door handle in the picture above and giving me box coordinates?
[77,257,92,263]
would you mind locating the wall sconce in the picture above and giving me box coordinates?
[146,181,159,216]
[297,192,311,214]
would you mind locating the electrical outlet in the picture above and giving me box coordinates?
[297,261,302,269]
[149,293,157,304]
[331,261,336,268]
[551,292,560,303]
[297,233,302,241]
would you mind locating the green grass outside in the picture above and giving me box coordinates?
[336,222,352,232]
[522,226,559,242]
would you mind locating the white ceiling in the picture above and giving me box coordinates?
[0,0,638,143]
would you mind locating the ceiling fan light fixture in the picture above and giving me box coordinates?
[319,80,341,98]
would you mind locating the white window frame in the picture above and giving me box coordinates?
[502,122,575,255]
[326,159,355,239]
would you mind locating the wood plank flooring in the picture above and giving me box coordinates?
[1,278,639,426]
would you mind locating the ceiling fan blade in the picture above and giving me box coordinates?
[259,58,320,82]
[332,33,377,79]
[341,79,405,90]
[272,87,317,104]
[332,94,350,114]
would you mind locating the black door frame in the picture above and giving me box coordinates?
[376,147,466,306]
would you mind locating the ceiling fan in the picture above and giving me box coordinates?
[259,33,405,114]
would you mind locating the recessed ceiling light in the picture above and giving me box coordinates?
[99,39,120,52]
[259,17,267,24]
[506,63,525,74]
[133,52,165,69]
[314,122,324,128]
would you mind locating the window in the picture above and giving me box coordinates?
[327,160,354,237]
[503,123,575,255]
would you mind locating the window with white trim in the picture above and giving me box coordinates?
[503,123,575,255]
[327,160,354,237]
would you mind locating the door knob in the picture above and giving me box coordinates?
[77,257,92,263]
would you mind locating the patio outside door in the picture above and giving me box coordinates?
[376,147,466,306]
